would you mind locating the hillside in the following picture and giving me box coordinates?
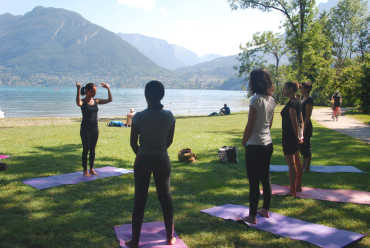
[119,33,222,70]
[0,7,170,87]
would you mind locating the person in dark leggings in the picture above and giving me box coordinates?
[242,69,276,224]
[299,82,313,172]
[126,80,176,248]
[76,82,112,177]
[281,82,304,197]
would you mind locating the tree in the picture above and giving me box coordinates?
[236,31,287,101]
[327,0,369,67]
[229,0,316,80]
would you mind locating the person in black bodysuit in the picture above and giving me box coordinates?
[299,82,313,172]
[125,81,176,248]
[281,82,304,197]
[76,82,112,177]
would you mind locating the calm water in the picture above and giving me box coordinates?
[0,86,249,117]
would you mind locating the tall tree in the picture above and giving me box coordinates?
[327,0,369,67]
[237,31,287,88]
[229,0,316,80]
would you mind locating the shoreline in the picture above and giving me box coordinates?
[0,112,248,127]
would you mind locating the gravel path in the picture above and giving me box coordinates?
[312,108,370,144]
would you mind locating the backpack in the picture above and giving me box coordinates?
[218,146,238,163]
[178,148,197,163]
[107,120,125,127]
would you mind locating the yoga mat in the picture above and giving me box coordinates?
[271,184,370,205]
[0,155,10,160]
[23,166,133,190]
[270,165,364,173]
[201,204,365,248]
[114,221,188,248]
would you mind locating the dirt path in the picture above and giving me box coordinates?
[312,108,370,144]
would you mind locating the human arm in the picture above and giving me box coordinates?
[304,102,313,129]
[76,82,83,107]
[96,82,112,104]
[288,107,303,143]
[167,121,176,148]
[242,106,256,146]
[130,123,139,154]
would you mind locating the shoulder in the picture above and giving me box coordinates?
[249,94,263,107]
[132,110,145,122]
[162,109,175,122]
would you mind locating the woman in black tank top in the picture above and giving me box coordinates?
[76,82,112,177]
[299,82,313,172]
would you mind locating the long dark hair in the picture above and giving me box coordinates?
[249,69,273,95]
[145,80,164,110]
[81,83,95,95]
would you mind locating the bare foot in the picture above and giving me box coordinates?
[296,187,302,192]
[83,170,90,177]
[290,189,297,197]
[242,215,256,224]
[125,240,138,248]
[257,209,269,218]
[167,236,176,245]
[89,168,98,176]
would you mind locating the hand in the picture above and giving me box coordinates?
[101,82,110,89]
[298,137,304,144]
[76,82,81,88]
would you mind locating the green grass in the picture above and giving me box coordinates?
[0,112,369,248]
[344,110,370,125]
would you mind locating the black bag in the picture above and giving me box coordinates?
[218,146,238,163]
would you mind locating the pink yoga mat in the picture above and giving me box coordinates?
[114,221,188,248]
[0,155,9,159]
[271,184,370,205]
[201,204,365,248]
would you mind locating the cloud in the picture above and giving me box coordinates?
[117,0,156,10]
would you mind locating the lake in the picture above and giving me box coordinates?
[0,86,249,118]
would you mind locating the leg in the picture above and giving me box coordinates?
[88,128,99,174]
[260,144,273,216]
[294,152,303,192]
[152,156,175,244]
[245,147,259,223]
[128,156,152,246]
[285,154,296,197]
[80,128,90,176]
[302,136,312,172]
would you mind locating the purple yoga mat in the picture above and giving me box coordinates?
[114,221,188,248]
[23,166,133,189]
[0,155,10,159]
[201,204,365,248]
[271,184,370,205]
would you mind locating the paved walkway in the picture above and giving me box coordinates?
[312,108,370,144]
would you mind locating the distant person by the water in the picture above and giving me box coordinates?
[300,82,313,172]
[242,69,276,224]
[75,82,112,177]
[331,91,342,121]
[126,108,136,127]
[126,80,176,248]
[281,82,304,197]
[220,104,231,115]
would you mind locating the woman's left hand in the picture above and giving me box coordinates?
[101,82,110,89]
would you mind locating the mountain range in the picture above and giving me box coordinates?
[119,33,221,70]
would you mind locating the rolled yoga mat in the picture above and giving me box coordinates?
[23,166,133,190]
[270,165,364,173]
[0,155,10,159]
[271,184,370,205]
[201,204,365,248]
[114,221,188,248]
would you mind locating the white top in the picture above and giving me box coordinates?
[247,94,276,146]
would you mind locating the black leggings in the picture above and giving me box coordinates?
[80,127,99,170]
[131,154,174,243]
[245,143,273,217]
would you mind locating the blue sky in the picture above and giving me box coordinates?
[0,0,329,56]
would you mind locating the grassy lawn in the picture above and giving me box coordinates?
[0,111,369,248]
[343,110,370,125]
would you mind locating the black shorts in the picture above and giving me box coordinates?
[282,135,298,155]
